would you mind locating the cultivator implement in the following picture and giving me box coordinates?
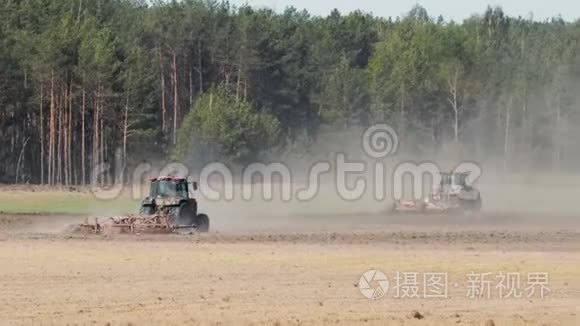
[77,175,210,234]
[79,212,199,234]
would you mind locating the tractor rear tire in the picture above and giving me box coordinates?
[461,194,482,214]
[176,203,196,226]
[473,195,482,212]
[417,200,427,213]
[196,214,210,232]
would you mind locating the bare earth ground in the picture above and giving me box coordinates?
[0,209,579,326]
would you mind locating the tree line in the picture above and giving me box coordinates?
[0,0,579,185]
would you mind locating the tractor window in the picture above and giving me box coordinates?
[150,181,159,197]
[175,182,188,198]
[454,174,468,186]
[440,174,452,185]
[155,180,176,197]
[150,180,188,198]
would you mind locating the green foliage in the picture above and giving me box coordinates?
[315,54,368,127]
[368,11,443,125]
[175,86,281,163]
[1,1,580,184]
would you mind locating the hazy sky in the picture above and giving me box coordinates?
[229,0,578,22]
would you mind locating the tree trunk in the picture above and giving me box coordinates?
[236,49,242,101]
[521,95,531,170]
[68,83,73,185]
[40,84,44,185]
[100,104,105,185]
[63,84,68,186]
[520,79,529,169]
[49,73,55,185]
[172,51,179,145]
[553,93,562,171]
[198,39,203,93]
[123,96,129,180]
[15,137,30,184]
[453,107,459,143]
[93,85,100,186]
[431,115,437,144]
[57,87,62,186]
[447,66,460,143]
[189,64,193,109]
[503,96,512,172]
[158,46,167,133]
[399,83,406,142]
[81,82,86,185]
[101,118,105,185]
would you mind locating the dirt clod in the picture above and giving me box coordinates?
[411,311,424,320]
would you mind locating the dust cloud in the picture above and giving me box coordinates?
[192,125,580,233]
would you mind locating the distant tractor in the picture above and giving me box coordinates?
[81,176,209,234]
[391,171,482,214]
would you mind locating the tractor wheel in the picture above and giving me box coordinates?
[473,194,482,211]
[195,214,210,232]
[461,194,482,214]
[176,202,196,226]
[417,200,427,213]
[389,202,398,213]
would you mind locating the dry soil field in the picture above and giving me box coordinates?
[0,212,579,325]
[0,185,579,325]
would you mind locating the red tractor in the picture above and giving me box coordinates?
[391,172,482,214]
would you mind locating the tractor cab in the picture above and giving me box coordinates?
[139,176,208,231]
[150,177,189,199]
[433,172,472,200]
[142,176,199,214]
[148,176,199,199]
[439,172,470,188]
